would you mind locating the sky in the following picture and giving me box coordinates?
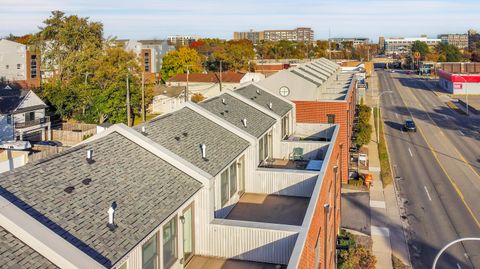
[1,0,479,42]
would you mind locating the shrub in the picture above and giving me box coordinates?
[339,245,376,269]
[191,93,206,103]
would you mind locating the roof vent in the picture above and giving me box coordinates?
[141,125,147,135]
[182,132,188,137]
[256,89,260,95]
[222,98,226,105]
[242,118,247,127]
[200,144,207,160]
[64,186,75,194]
[174,136,181,141]
[107,201,118,231]
[86,150,95,164]
[268,102,273,110]
[82,178,92,185]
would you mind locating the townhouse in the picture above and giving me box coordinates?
[0,39,41,88]
[0,83,51,142]
[0,82,341,269]
[258,58,357,183]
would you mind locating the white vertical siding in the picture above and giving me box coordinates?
[248,169,317,197]
[279,141,330,160]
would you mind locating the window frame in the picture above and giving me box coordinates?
[142,233,158,269]
[229,162,237,197]
[220,169,229,206]
[162,216,178,269]
[327,114,335,124]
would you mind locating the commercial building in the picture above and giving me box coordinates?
[258,58,357,184]
[468,29,480,51]
[379,36,385,52]
[0,39,41,88]
[438,68,480,95]
[234,28,314,43]
[117,39,175,81]
[167,35,201,47]
[437,34,469,50]
[0,82,342,269]
[383,36,441,55]
[329,37,369,48]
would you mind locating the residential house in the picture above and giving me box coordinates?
[0,39,41,88]
[0,83,342,269]
[166,71,265,100]
[0,83,50,142]
[258,58,357,183]
[150,85,186,114]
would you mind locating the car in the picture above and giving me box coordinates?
[33,140,63,147]
[404,120,416,132]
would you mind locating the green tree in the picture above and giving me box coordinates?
[436,43,463,62]
[411,41,429,59]
[161,47,202,81]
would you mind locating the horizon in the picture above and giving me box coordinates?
[1,0,480,42]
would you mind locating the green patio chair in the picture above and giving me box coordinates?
[291,147,304,161]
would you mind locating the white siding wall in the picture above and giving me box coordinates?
[12,109,45,124]
[0,115,14,141]
[249,169,317,197]
[0,152,28,173]
[0,39,26,81]
[279,141,330,160]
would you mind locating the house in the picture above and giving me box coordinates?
[0,83,342,269]
[166,71,265,100]
[258,58,357,183]
[0,39,41,88]
[0,83,50,142]
[150,85,186,114]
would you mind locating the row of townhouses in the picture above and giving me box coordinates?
[0,82,342,269]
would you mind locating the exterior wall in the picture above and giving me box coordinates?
[249,169,318,197]
[151,95,185,114]
[0,150,29,173]
[25,50,41,87]
[167,82,240,99]
[0,114,14,141]
[293,101,351,183]
[239,73,265,84]
[0,40,27,81]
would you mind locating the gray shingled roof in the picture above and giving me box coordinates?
[0,226,59,269]
[0,84,31,114]
[235,84,292,117]
[136,107,249,176]
[200,94,276,138]
[0,132,202,268]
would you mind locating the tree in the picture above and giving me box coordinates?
[190,93,205,103]
[339,245,376,269]
[161,47,202,82]
[411,41,429,59]
[436,43,462,62]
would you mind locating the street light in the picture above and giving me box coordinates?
[432,237,480,269]
[377,90,393,143]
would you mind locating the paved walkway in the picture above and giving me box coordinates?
[366,73,411,269]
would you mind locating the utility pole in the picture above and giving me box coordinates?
[184,65,192,102]
[126,72,131,127]
[328,28,332,60]
[219,60,223,92]
[141,72,146,123]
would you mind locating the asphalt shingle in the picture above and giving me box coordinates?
[235,84,292,117]
[0,132,202,267]
[200,93,277,138]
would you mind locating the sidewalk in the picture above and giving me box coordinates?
[366,73,411,268]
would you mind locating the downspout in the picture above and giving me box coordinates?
[323,204,331,269]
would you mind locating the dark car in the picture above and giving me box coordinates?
[404,120,416,132]
[34,140,63,147]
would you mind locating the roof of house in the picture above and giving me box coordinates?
[0,84,39,114]
[167,71,245,84]
[235,84,292,117]
[136,107,250,176]
[0,226,59,269]
[0,131,202,267]
[153,85,185,98]
[200,93,276,138]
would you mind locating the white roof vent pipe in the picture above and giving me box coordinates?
[86,149,94,164]
[242,118,247,127]
[222,98,226,105]
[107,202,118,231]
[256,89,260,95]
[201,144,207,159]
[268,102,273,110]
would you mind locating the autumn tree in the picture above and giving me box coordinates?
[411,41,430,60]
[161,47,202,82]
[435,43,463,62]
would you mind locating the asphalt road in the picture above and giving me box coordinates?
[377,70,480,269]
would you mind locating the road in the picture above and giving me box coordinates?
[377,70,480,269]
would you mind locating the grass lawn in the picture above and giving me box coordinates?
[374,107,393,186]
[133,113,160,126]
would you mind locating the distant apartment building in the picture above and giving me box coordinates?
[0,39,41,88]
[118,39,175,81]
[234,28,314,43]
[384,36,441,55]
[437,34,469,49]
[329,37,369,48]
[468,29,480,51]
[379,36,385,52]
[167,35,201,46]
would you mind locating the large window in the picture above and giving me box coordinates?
[258,131,272,164]
[30,55,37,79]
[142,234,158,269]
[144,52,150,72]
[163,217,177,268]
[220,170,229,206]
[281,114,289,139]
[220,159,240,206]
[229,163,237,197]
[25,111,35,122]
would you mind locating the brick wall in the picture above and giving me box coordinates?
[25,50,41,88]
[297,136,341,269]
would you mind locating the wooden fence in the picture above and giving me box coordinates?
[29,145,68,162]
[51,123,97,146]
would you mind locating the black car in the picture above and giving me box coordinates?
[404,120,416,132]
[34,140,63,147]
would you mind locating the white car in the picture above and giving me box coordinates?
[0,141,32,150]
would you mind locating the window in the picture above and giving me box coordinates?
[163,217,178,268]
[229,163,237,197]
[142,234,158,269]
[5,65,9,69]
[25,112,35,122]
[221,170,229,206]
[281,114,289,139]
[118,262,127,269]
[258,136,264,164]
[17,64,21,69]
[144,52,150,72]
[258,131,272,164]
[327,114,335,124]
[30,55,37,78]
[7,115,12,124]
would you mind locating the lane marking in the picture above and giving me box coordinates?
[457,263,462,269]
[424,186,432,201]
[408,147,413,157]
[395,113,399,119]
[458,130,464,136]
[371,226,390,237]
[370,200,386,208]
[390,76,480,228]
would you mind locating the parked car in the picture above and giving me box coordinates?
[404,120,417,132]
[34,140,63,147]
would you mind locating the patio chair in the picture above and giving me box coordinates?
[291,147,304,161]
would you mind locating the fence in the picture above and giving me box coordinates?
[51,123,97,146]
[28,145,68,162]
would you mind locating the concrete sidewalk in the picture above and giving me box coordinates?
[366,73,411,269]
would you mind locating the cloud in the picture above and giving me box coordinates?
[1,0,479,40]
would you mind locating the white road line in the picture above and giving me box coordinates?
[408,147,413,157]
[395,113,399,119]
[371,226,390,237]
[370,200,386,208]
[457,263,462,269]
[458,130,464,136]
[424,186,432,201]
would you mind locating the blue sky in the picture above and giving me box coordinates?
[1,0,479,41]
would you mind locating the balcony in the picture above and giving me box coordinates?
[185,256,286,269]
[15,116,50,129]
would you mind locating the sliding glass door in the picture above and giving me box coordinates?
[182,204,194,265]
